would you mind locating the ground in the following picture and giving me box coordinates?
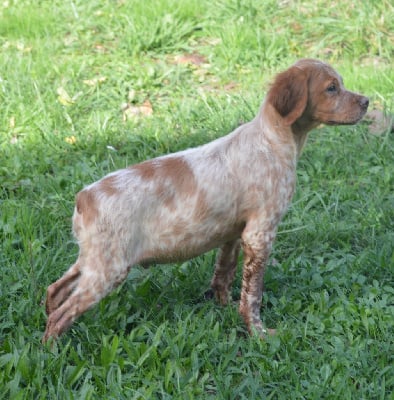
[0,0,393,398]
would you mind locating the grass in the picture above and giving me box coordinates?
[0,0,393,398]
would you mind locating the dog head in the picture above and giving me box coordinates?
[267,59,369,128]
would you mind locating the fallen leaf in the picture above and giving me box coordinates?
[364,110,394,136]
[63,33,78,47]
[196,37,222,47]
[56,87,74,106]
[94,44,108,53]
[16,41,32,53]
[65,135,77,144]
[56,87,82,106]
[83,76,107,86]
[122,100,153,121]
[193,67,216,83]
[174,53,207,66]
[223,82,239,91]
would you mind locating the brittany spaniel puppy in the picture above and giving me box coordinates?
[43,59,368,342]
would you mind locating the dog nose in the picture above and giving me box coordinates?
[360,96,369,110]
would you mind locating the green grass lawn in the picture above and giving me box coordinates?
[1,0,393,398]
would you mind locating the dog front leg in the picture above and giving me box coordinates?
[239,227,276,337]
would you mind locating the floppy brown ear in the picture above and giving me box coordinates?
[267,66,308,126]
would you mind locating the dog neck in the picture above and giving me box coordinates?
[259,102,313,161]
[291,116,321,158]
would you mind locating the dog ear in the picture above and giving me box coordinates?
[267,66,308,126]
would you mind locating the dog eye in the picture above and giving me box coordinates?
[326,84,337,93]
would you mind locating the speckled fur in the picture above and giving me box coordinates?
[43,59,368,342]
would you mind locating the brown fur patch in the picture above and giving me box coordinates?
[98,175,119,196]
[267,66,308,126]
[75,189,98,226]
[132,156,197,209]
[131,160,157,179]
[193,190,209,222]
[159,157,197,195]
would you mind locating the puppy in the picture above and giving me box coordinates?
[43,59,368,342]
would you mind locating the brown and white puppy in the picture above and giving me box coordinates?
[43,59,368,342]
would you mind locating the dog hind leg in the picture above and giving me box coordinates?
[43,254,131,342]
[45,262,81,315]
[210,239,241,305]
